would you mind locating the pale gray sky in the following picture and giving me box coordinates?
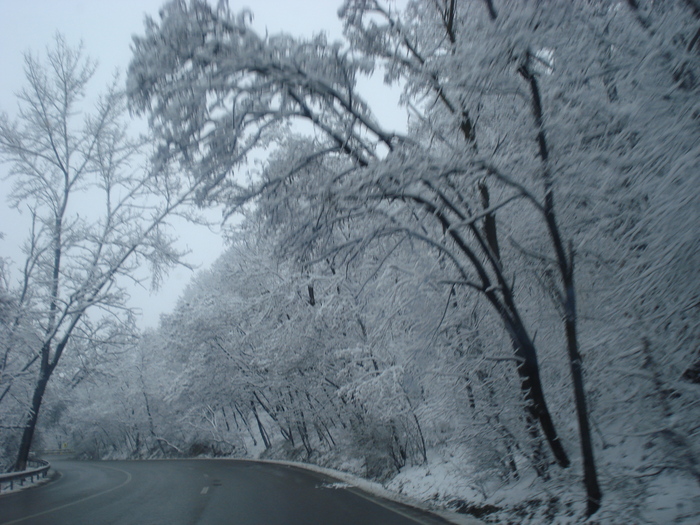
[0,0,404,328]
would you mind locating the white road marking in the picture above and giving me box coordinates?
[201,486,209,495]
[2,464,133,525]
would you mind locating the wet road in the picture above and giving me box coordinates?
[0,457,458,525]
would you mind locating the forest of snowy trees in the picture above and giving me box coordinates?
[1,0,699,522]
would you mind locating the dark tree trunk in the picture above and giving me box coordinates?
[251,402,271,449]
[519,56,601,515]
[509,331,570,469]
[564,249,602,516]
[479,182,501,261]
[14,367,50,471]
[412,413,428,464]
[479,181,569,469]
[405,190,571,467]
[142,389,166,456]
[307,285,315,306]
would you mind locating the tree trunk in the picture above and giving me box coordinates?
[564,250,601,516]
[14,367,51,471]
[251,402,271,449]
[142,390,166,456]
[478,181,569,469]
[412,413,428,464]
[519,57,601,514]
[510,333,571,469]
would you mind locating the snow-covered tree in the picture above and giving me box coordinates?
[0,35,213,471]
[126,0,700,518]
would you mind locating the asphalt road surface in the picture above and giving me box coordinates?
[0,457,462,525]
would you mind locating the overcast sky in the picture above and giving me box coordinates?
[0,0,404,328]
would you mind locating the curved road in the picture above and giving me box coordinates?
[0,457,463,525]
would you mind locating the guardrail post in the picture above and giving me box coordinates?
[0,458,51,493]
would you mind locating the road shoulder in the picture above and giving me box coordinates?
[247,458,484,525]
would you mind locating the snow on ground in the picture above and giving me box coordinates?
[257,442,700,524]
[635,471,700,524]
[386,454,483,506]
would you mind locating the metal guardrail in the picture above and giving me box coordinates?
[0,459,51,492]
